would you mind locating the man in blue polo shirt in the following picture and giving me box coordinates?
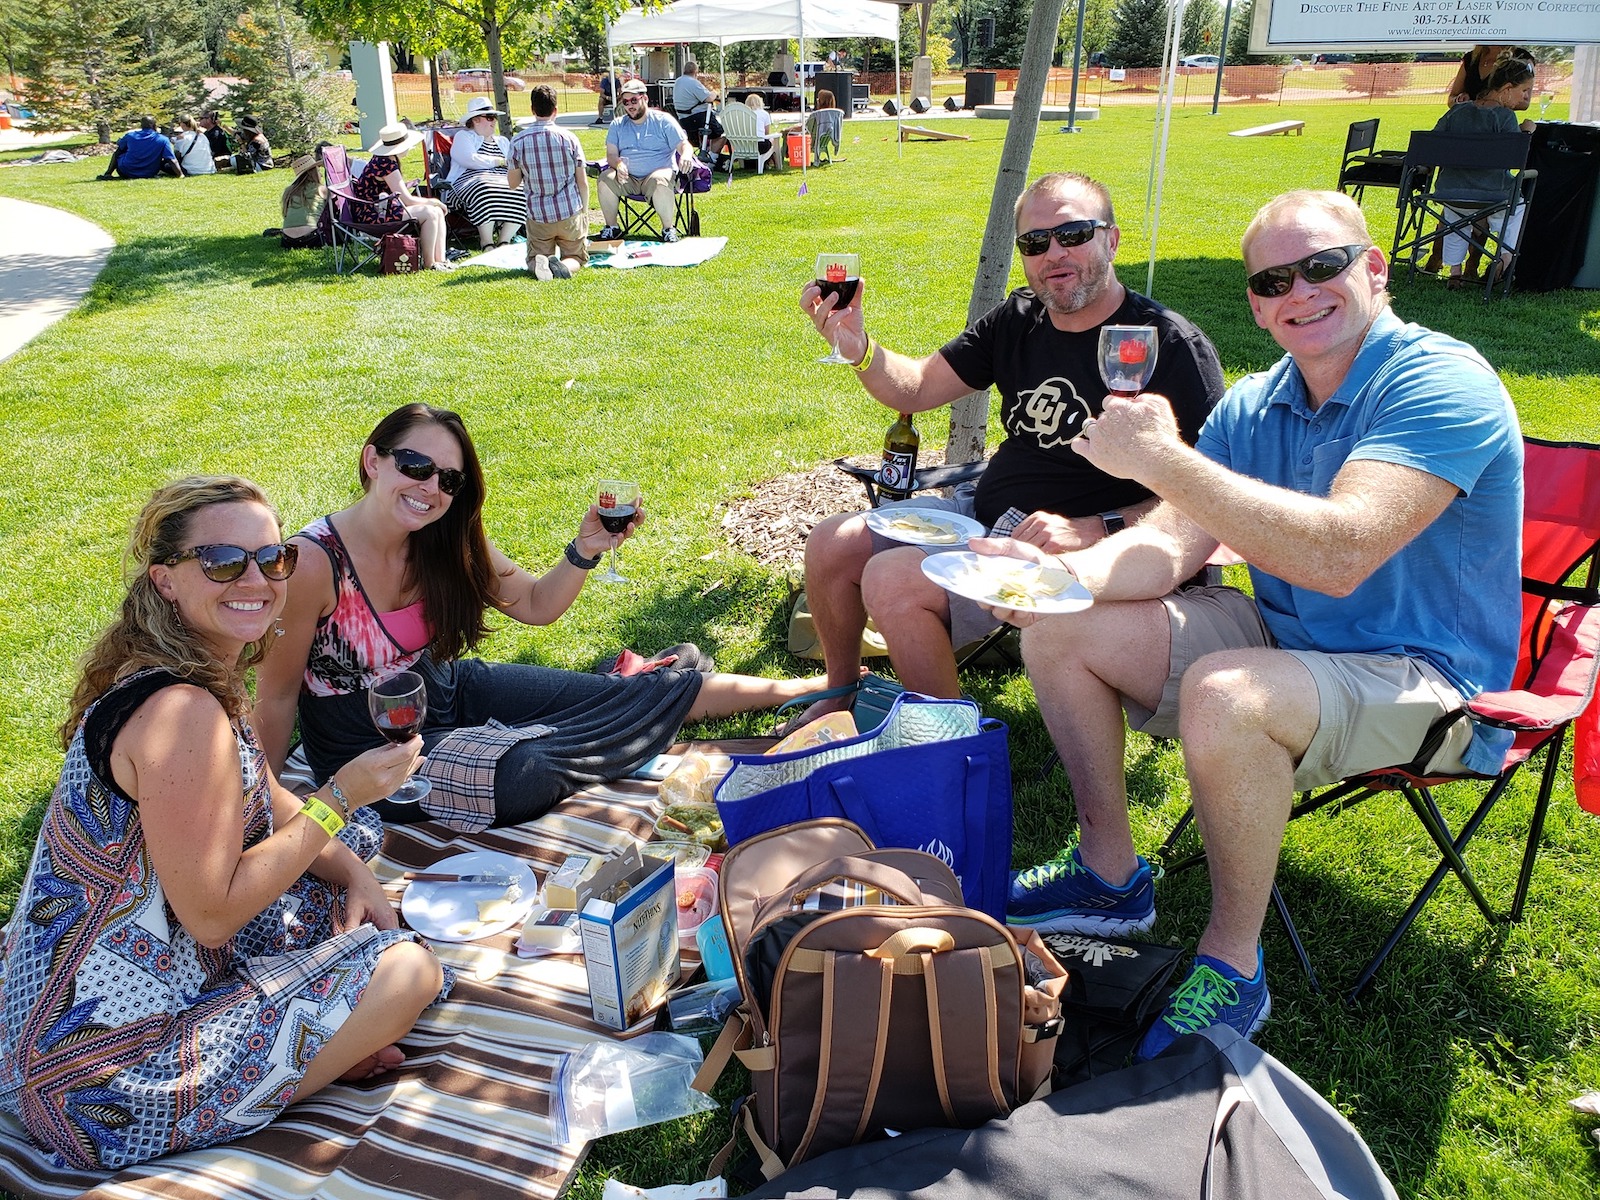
[983,189,1523,1059]
[596,78,693,243]
[101,116,181,180]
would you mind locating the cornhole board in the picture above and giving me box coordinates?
[1231,120,1305,137]
[900,124,972,142]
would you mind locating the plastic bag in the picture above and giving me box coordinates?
[552,1032,718,1145]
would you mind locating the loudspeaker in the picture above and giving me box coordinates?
[943,95,960,111]
[882,99,900,115]
[910,96,931,113]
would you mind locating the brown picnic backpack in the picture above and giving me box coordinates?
[695,819,1069,1179]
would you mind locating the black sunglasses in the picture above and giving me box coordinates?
[380,446,467,496]
[1246,244,1369,298]
[1014,219,1109,257]
[164,542,298,583]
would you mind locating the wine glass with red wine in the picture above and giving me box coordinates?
[1098,325,1160,400]
[814,252,860,365]
[595,478,641,584]
[367,670,431,804]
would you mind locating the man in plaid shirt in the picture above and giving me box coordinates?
[507,85,590,280]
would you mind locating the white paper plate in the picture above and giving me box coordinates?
[400,851,540,943]
[863,506,985,547]
[920,551,1093,614]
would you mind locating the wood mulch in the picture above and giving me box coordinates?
[718,448,949,571]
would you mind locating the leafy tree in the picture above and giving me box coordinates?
[552,6,608,74]
[1224,0,1287,65]
[982,0,1031,66]
[18,0,207,142]
[1178,0,1218,57]
[1107,0,1166,68]
[2,0,29,99]
[220,0,347,151]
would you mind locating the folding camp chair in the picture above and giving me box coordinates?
[321,144,419,276]
[612,167,702,240]
[1157,436,1600,1000]
[426,127,481,249]
[1335,117,1406,205]
[1390,130,1539,300]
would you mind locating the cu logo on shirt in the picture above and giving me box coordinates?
[1011,378,1093,449]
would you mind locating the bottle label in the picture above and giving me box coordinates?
[879,449,917,493]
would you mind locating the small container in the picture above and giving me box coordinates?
[674,866,719,950]
[697,911,736,983]
[653,835,712,872]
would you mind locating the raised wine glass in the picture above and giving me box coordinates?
[596,479,641,584]
[1098,325,1160,399]
[367,669,431,804]
[814,252,860,364]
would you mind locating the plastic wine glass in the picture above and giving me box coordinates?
[596,479,641,584]
[1098,325,1160,399]
[367,670,431,804]
[814,252,861,364]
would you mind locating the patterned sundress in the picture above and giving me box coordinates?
[0,670,452,1171]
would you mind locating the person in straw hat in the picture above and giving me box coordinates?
[446,95,526,250]
[351,122,453,270]
[271,152,327,248]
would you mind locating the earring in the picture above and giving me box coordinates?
[170,600,184,629]
[273,617,286,639]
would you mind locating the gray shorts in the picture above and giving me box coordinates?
[865,484,1001,652]
[1126,586,1474,791]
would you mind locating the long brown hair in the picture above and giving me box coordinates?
[360,404,496,661]
[60,476,281,747]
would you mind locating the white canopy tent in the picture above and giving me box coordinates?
[606,0,903,178]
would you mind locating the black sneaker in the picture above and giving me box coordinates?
[548,258,572,280]
[595,225,622,241]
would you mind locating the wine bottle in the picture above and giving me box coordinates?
[877,412,919,503]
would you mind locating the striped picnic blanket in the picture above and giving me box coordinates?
[0,749,757,1200]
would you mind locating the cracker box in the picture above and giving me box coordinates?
[577,845,680,1030]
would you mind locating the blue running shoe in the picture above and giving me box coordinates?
[1134,947,1271,1062]
[1005,846,1156,935]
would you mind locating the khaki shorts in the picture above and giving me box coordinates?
[1126,586,1473,791]
[524,213,590,264]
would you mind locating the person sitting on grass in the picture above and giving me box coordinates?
[100,115,182,180]
[0,476,451,1171]
[985,190,1522,1061]
[230,115,275,174]
[507,85,590,280]
[172,114,216,175]
[253,403,829,834]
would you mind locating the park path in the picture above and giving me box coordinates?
[0,193,114,365]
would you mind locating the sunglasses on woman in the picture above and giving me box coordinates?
[379,446,467,496]
[1014,218,1109,257]
[164,542,299,582]
[1246,244,1369,298]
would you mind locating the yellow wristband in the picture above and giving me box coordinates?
[300,796,346,839]
[852,336,876,372]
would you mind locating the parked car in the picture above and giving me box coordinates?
[1312,53,1353,65]
[454,68,527,92]
[1089,51,1114,69]
[1179,54,1221,70]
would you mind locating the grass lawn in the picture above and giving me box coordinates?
[2,100,1599,1198]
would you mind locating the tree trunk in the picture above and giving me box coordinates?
[945,0,1068,466]
[429,56,443,122]
[483,0,513,138]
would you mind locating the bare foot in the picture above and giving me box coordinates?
[339,1044,406,1082]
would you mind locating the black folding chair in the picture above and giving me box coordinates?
[1391,130,1538,300]
[1336,117,1406,204]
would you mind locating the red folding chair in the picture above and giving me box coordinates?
[1158,435,1600,999]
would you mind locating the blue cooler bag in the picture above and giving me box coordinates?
[714,694,1012,920]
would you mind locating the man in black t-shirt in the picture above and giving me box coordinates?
[794,171,1224,722]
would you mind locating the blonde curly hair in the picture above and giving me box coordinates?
[60,476,282,747]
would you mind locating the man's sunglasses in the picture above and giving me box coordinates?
[164,542,299,583]
[380,446,467,496]
[1246,244,1369,298]
[1014,219,1109,257]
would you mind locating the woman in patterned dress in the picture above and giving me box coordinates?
[0,477,451,1171]
[254,404,828,833]
[351,123,453,270]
